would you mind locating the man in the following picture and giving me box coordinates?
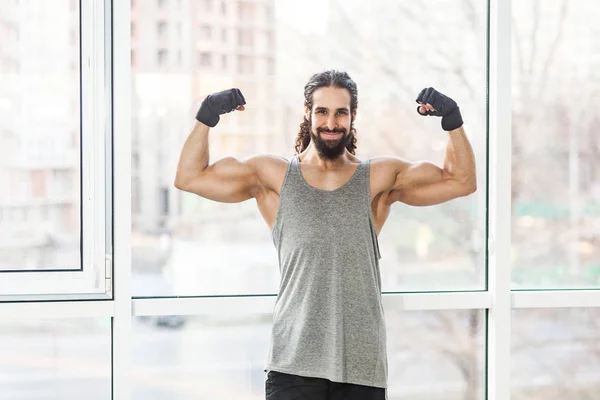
[174,70,476,400]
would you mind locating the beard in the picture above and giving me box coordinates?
[309,122,354,161]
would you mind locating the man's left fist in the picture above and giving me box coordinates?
[415,87,463,131]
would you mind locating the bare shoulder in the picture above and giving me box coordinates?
[369,156,410,172]
[368,156,410,196]
[246,154,289,193]
[246,154,289,169]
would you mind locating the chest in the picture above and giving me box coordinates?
[277,202,371,252]
[298,164,360,192]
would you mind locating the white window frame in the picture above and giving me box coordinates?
[486,0,512,398]
[0,0,111,299]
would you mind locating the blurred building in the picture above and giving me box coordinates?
[0,0,79,270]
[130,0,279,236]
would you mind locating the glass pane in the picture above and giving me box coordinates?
[0,0,81,271]
[387,310,485,399]
[133,309,484,399]
[511,1,600,288]
[0,318,111,399]
[320,1,488,292]
[131,0,487,296]
[512,309,600,399]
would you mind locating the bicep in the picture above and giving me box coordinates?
[175,156,262,203]
[390,161,471,206]
[393,161,446,190]
[390,177,468,206]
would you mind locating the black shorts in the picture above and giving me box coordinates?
[265,370,387,400]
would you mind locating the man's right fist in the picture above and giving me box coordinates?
[195,88,246,127]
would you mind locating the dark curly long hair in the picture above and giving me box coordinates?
[294,70,358,155]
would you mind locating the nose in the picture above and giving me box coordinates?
[326,115,336,130]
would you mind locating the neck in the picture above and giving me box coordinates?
[300,143,351,169]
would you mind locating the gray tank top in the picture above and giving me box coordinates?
[265,155,388,388]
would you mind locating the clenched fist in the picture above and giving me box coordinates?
[415,87,463,131]
[195,88,246,127]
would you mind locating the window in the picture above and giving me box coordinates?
[201,0,212,13]
[511,1,600,289]
[31,170,46,197]
[160,187,169,215]
[157,48,168,66]
[157,20,167,39]
[199,24,212,40]
[267,56,274,75]
[512,309,600,398]
[237,54,253,74]
[238,2,255,21]
[264,3,273,22]
[221,54,228,69]
[0,319,111,396]
[132,310,484,398]
[0,0,109,296]
[266,31,274,49]
[237,29,254,48]
[198,51,212,67]
[8,2,600,400]
[129,1,489,297]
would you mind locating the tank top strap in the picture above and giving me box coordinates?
[288,154,302,180]
[346,159,371,197]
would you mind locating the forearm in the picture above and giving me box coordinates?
[174,121,210,187]
[443,126,476,187]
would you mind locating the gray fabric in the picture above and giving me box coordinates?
[265,155,387,389]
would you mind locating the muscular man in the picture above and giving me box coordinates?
[174,70,476,400]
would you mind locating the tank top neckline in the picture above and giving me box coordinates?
[294,155,364,194]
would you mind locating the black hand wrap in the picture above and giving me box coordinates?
[195,88,246,127]
[415,87,463,131]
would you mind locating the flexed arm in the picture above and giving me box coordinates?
[390,127,476,206]
[174,88,265,203]
[372,88,476,206]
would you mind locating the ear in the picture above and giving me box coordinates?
[304,105,310,120]
[352,108,357,121]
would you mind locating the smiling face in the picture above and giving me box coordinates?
[305,86,356,161]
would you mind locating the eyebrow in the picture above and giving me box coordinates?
[314,107,349,112]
